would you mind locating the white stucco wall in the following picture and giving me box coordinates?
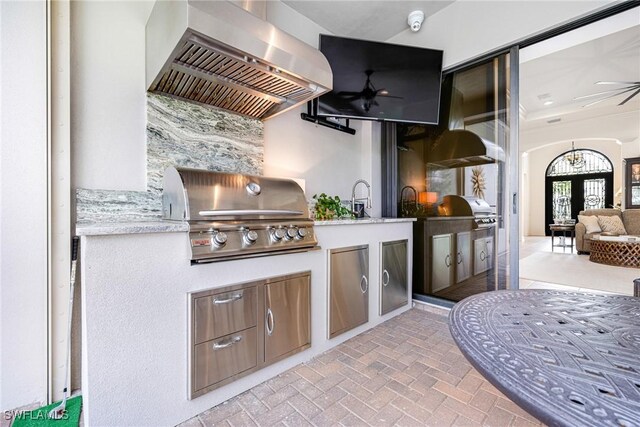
[70,0,154,191]
[0,0,48,411]
[524,140,623,236]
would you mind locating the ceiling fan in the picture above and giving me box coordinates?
[336,69,403,112]
[574,81,640,108]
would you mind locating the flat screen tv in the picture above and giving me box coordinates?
[317,35,443,124]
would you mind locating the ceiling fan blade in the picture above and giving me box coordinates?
[618,88,640,106]
[573,88,634,100]
[582,87,639,107]
[596,81,640,85]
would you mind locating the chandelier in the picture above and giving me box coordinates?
[565,141,584,167]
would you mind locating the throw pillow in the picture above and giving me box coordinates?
[578,215,601,234]
[598,215,627,235]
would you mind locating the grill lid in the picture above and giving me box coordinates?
[162,167,310,222]
[439,195,492,217]
[146,0,332,120]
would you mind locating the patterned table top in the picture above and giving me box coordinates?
[449,290,640,427]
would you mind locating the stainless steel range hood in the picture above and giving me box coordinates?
[146,0,333,120]
[428,129,505,168]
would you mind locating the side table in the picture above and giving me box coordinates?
[549,224,575,253]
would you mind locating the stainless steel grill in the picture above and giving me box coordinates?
[162,167,318,263]
[439,195,497,229]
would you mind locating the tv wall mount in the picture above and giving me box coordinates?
[300,99,356,135]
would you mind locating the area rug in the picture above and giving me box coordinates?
[519,251,636,295]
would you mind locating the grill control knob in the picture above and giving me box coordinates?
[244,230,258,245]
[297,228,308,239]
[213,232,227,247]
[271,228,286,241]
[286,227,298,240]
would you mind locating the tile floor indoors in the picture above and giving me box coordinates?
[178,306,543,427]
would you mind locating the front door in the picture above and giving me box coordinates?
[545,149,614,235]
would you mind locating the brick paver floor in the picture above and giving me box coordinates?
[179,307,544,427]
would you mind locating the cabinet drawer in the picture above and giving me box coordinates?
[194,286,257,344]
[193,327,257,392]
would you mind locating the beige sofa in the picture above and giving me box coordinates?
[576,208,640,254]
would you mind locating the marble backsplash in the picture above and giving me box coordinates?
[76,93,264,223]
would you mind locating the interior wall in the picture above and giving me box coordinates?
[0,0,48,410]
[387,0,616,69]
[525,140,622,236]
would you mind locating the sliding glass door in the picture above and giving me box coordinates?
[386,48,519,303]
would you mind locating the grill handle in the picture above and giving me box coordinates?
[198,209,303,217]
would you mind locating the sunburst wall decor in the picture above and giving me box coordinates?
[471,166,486,200]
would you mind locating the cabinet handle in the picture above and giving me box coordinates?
[213,292,243,305]
[213,335,242,350]
[445,254,451,267]
[382,269,390,287]
[360,275,368,294]
[457,252,463,264]
[266,308,274,336]
[480,251,486,261]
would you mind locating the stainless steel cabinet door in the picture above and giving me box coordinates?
[329,245,369,338]
[474,238,488,275]
[456,232,471,283]
[432,234,453,292]
[381,240,408,315]
[264,275,311,364]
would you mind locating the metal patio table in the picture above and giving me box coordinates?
[449,290,640,427]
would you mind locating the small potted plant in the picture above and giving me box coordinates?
[312,193,355,220]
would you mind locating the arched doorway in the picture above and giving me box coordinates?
[545,149,613,235]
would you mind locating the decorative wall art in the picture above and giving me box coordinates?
[471,166,486,200]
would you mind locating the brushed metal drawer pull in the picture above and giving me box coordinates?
[480,251,486,261]
[213,293,243,305]
[382,269,390,287]
[457,252,463,264]
[266,308,274,336]
[445,254,452,267]
[360,275,368,294]
[212,335,242,350]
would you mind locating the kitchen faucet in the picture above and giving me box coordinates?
[400,186,417,215]
[351,179,372,214]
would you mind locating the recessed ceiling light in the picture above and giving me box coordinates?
[543,100,554,106]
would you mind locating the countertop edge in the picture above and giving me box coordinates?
[313,218,416,226]
[77,218,416,236]
[76,221,189,236]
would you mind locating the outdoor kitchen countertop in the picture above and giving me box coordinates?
[76,217,416,236]
[313,217,416,226]
[76,220,189,236]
